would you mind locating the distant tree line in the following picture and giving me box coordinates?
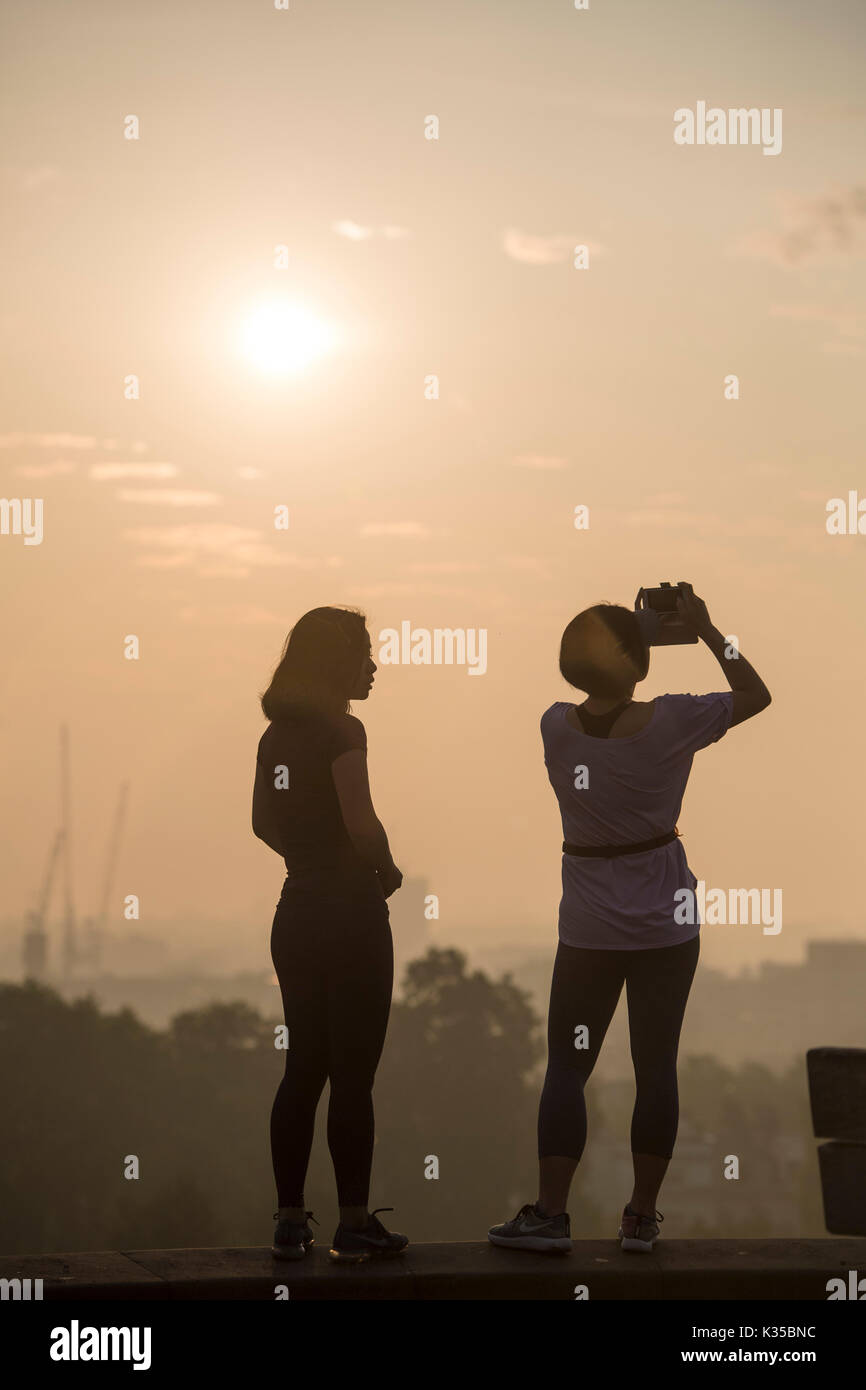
[0,949,825,1255]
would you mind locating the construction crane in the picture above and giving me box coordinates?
[78,780,130,973]
[22,829,64,981]
[59,724,76,979]
[97,781,129,930]
[31,726,131,978]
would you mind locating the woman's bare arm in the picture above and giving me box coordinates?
[252,761,285,855]
[331,749,402,895]
[676,585,771,728]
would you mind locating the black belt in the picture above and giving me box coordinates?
[563,829,679,859]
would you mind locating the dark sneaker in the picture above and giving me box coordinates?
[271,1210,317,1260]
[328,1207,409,1264]
[618,1203,663,1252]
[488,1202,572,1253]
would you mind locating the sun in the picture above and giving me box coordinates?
[239,300,337,375]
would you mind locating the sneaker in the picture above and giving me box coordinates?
[328,1208,409,1264]
[271,1210,317,1260]
[488,1202,572,1254]
[618,1203,663,1252]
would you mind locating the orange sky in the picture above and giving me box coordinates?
[2,0,866,977]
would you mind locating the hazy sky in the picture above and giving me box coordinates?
[2,0,866,977]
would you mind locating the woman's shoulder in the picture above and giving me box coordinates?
[540,702,570,729]
[327,711,367,755]
[259,710,367,756]
[333,710,366,735]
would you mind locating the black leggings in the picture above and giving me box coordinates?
[270,871,393,1208]
[538,934,699,1161]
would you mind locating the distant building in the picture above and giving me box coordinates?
[804,939,866,976]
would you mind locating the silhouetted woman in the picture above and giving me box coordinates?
[489,586,771,1253]
[253,606,408,1263]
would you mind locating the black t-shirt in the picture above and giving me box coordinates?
[256,711,368,875]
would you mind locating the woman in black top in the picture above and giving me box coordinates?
[253,606,408,1264]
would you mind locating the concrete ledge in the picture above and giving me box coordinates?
[1,1239,864,1300]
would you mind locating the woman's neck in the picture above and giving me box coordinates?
[581,691,634,716]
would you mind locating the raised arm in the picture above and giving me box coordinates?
[331,748,402,896]
[675,584,772,728]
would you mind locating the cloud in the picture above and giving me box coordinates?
[733,186,866,267]
[407,561,484,573]
[359,521,432,536]
[769,302,864,346]
[820,340,862,355]
[512,454,568,470]
[332,221,409,241]
[116,489,222,507]
[90,463,178,479]
[24,166,62,190]
[354,582,468,597]
[0,432,97,449]
[178,603,285,624]
[506,556,554,575]
[333,220,372,240]
[622,509,719,527]
[123,522,343,575]
[621,507,815,541]
[14,460,78,477]
[503,228,606,265]
[0,165,65,193]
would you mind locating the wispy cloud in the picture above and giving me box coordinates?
[90,463,178,479]
[359,521,432,536]
[14,460,78,477]
[733,185,866,267]
[621,507,819,542]
[354,582,468,597]
[512,454,568,470]
[0,164,66,193]
[622,509,720,527]
[820,340,862,355]
[503,229,606,265]
[769,301,864,353]
[178,603,286,624]
[507,556,553,575]
[0,432,97,449]
[116,489,222,507]
[123,522,343,576]
[407,561,484,573]
[332,221,409,241]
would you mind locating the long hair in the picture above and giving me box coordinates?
[559,603,649,698]
[260,606,368,721]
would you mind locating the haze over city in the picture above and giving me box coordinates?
[3,0,866,984]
